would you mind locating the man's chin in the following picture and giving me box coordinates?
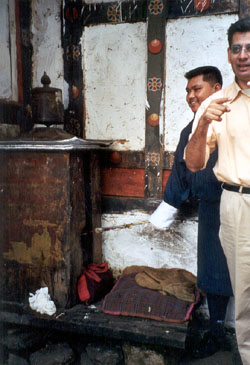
[190,106,198,113]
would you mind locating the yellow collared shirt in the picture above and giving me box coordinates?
[189,81,250,186]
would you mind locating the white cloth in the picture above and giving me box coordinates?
[29,287,56,316]
[149,201,178,229]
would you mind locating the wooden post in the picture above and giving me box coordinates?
[144,0,168,199]
[90,152,103,264]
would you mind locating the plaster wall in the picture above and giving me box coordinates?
[82,13,239,151]
[82,22,147,150]
[31,0,65,101]
[0,0,18,101]
[164,14,239,150]
[101,211,198,277]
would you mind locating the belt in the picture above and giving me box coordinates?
[222,183,250,194]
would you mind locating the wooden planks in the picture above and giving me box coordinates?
[0,301,189,350]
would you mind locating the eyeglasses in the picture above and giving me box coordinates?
[230,44,250,55]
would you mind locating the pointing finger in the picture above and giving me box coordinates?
[213,97,231,104]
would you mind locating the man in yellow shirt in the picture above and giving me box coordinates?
[185,18,250,364]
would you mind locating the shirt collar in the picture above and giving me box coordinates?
[229,80,250,102]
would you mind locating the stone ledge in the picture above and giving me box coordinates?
[0,300,188,350]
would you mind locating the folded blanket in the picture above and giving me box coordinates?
[102,272,200,323]
[122,266,197,303]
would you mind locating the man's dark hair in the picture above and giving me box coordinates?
[228,18,250,47]
[184,66,223,87]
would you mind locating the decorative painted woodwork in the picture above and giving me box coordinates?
[148,0,164,15]
[147,113,159,126]
[168,0,238,18]
[147,77,163,92]
[194,0,210,12]
[107,4,122,22]
[64,0,84,137]
[145,152,161,167]
[79,0,238,27]
[144,0,168,199]
[148,39,163,54]
[101,168,145,197]
[162,169,172,192]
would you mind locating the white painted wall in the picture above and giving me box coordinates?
[82,22,147,150]
[0,0,18,101]
[31,0,64,99]
[102,211,198,277]
[164,14,239,151]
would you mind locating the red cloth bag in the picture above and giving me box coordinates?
[77,262,114,305]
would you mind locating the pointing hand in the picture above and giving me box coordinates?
[200,97,231,126]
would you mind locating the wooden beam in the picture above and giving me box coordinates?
[239,0,250,18]
[15,0,23,105]
[166,0,238,18]
[102,196,161,213]
[144,0,168,199]
[89,152,102,264]
[64,0,84,137]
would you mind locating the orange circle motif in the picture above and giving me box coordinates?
[148,39,163,54]
[148,113,159,126]
[194,0,210,12]
[110,152,122,164]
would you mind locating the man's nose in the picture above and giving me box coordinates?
[188,90,195,99]
[239,47,249,58]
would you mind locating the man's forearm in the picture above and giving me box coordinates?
[185,96,230,172]
[185,122,209,172]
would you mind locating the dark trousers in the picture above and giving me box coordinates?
[207,293,230,336]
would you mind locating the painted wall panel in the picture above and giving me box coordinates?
[0,0,18,101]
[31,0,64,96]
[82,22,147,151]
[164,14,239,151]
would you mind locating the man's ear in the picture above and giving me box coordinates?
[214,82,222,91]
